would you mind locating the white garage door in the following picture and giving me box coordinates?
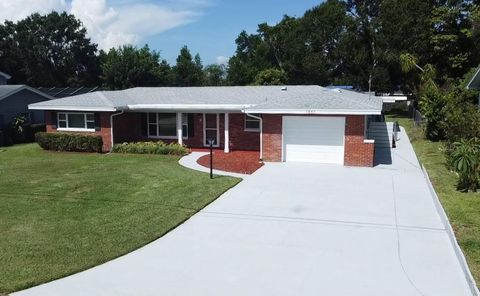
[283,116,345,164]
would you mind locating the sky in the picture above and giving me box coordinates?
[0,0,321,65]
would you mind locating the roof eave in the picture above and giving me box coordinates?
[243,109,382,115]
[126,104,254,112]
[28,105,117,112]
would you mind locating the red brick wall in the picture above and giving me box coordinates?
[261,114,374,166]
[344,115,374,167]
[229,114,260,150]
[262,114,283,161]
[45,111,112,152]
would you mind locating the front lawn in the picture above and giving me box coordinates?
[386,112,480,284]
[0,144,240,294]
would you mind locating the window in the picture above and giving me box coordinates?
[245,114,260,131]
[57,112,95,131]
[147,113,188,139]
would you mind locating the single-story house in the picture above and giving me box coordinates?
[28,85,383,167]
[0,85,53,129]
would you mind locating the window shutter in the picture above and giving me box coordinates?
[188,113,195,137]
[141,113,148,137]
[51,111,57,129]
[94,113,101,131]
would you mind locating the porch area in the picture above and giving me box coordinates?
[112,112,261,153]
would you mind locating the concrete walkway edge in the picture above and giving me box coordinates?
[422,165,480,296]
[179,152,250,179]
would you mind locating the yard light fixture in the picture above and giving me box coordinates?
[208,138,215,179]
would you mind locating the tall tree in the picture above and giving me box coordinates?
[227,31,276,85]
[100,45,172,90]
[0,12,100,86]
[203,64,226,86]
[173,46,205,86]
[430,0,480,82]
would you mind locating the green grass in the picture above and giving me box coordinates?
[0,144,240,294]
[386,112,480,284]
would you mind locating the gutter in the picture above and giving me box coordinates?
[110,110,125,151]
[244,109,382,115]
[28,105,117,112]
[244,113,263,161]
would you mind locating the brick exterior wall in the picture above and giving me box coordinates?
[261,114,374,167]
[344,115,374,167]
[262,114,283,162]
[45,111,112,152]
[112,112,260,151]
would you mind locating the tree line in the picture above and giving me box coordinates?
[1,0,480,93]
[0,12,227,89]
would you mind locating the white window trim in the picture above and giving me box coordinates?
[244,114,260,132]
[203,113,220,147]
[57,112,95,132]
[147,113,188,139]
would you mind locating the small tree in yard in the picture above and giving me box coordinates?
[451,138,480,192]
[400,53,448,140]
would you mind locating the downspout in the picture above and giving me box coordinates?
[110,110,125,152]
[245,113,263,161]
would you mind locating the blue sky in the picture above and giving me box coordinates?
[148,0,321,65]
[1,0,321,65]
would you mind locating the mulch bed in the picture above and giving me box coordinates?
[196,150,263,174]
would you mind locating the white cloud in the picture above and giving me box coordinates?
[1,0,206,50]
[216,55,228,65]
[0,0,67,23]
[71,0,200,50]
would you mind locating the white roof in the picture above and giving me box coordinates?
[29,85,383,115]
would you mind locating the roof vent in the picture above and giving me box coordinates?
[281,86,287,91]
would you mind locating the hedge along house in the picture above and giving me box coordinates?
[28,86,383,167]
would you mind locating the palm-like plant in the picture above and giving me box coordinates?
[451,138,480,192]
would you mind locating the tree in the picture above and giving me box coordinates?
[227,30,276,85]
[172,46,204,86]
[430,1,480,83]
[254,68,287,85]
[0,12,100,86]
[100,45,172,90]
[203,64,226,86]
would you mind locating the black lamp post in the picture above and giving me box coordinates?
[207,138,214,179]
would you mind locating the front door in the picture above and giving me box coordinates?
[203,113,219,147]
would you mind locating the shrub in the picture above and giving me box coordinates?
[450,138,480,192]
[23,123,46,143]
[0,128,14,147]
[419,85,447,141]
[35,132,103,153]
[112,141,188,155]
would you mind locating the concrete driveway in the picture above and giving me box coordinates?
[14,130,474,296]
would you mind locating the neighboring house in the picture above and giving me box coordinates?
[37,87,105,98]
[0,71,11,85]
[29,85,383,167]
[0,85,53,129]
